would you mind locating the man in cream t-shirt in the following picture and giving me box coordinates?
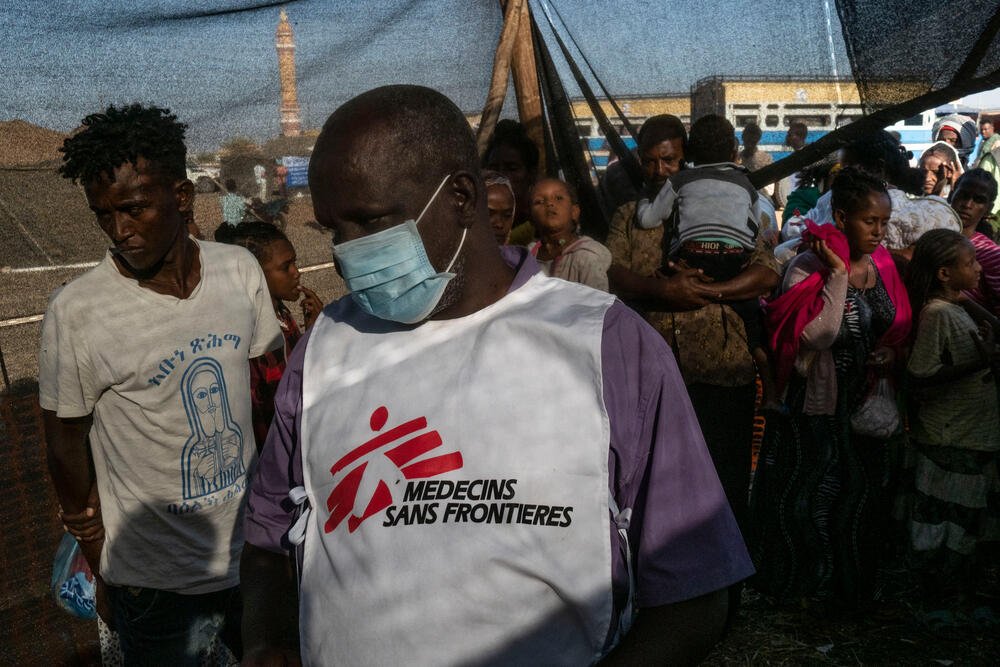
[40,104,282,664]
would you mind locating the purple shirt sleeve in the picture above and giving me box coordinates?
[244,328,308,554]
[244,251,753,606]
[602,301,754,607]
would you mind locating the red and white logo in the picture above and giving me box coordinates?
[325,406,463,533]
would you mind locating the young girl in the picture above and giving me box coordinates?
[216,221,323,447]
[527,177,611,291]
[951,168,1000,314]
[905,228,1000,600]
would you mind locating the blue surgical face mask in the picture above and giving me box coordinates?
[332,174,468,324]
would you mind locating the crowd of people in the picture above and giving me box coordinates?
[38,89,1000,666]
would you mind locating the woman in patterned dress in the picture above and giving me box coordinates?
[751,168,912,609]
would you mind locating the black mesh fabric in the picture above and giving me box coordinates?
[6,1,1000,194]
[836,0,1000,111]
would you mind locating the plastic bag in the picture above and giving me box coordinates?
[850,376,900,438]
[50,532,97,619]
[773,236,803,270]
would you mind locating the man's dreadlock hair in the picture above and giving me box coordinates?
[59,104,188,184]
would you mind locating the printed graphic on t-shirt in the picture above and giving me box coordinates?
[180,357,246,499]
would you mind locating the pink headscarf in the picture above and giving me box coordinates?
[765,221,911,392]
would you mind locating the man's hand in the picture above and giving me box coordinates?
[608,259,777,312]
[58,481,113,627]
[241,543,300,661]
[61,483,104,542]
[653,266,717,310]
[61,507,104,540]
[979,320,996,348]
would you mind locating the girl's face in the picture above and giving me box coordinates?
[529,179,579,235]
[835,190,891,256]
[951,179,993,231]
[261,239,301,302]
[944,242,982,292]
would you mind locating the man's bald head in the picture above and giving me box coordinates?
[310,85,479,197]
[308,86,514,321]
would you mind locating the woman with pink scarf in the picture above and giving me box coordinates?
[750,167,912,610]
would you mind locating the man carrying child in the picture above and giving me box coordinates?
[635,114,772,407]
[607,114,780,541]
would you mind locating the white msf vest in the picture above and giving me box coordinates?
[298,274,617,666]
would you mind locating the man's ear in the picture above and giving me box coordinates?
[175,179,195,213]
[451,171,479,228]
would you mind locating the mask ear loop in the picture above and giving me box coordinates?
[444,227,468,273]
[414,174,453,226]
[416,173,467,274]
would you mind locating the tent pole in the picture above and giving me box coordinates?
[506,0,546,174]
[531,13,608,239]
[476,0,523,158]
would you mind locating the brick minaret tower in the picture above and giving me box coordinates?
[275,8,302,137]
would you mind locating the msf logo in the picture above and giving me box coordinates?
[325,406,463,533]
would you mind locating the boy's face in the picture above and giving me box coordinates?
[84,157,192,274]
[981,122,994,139]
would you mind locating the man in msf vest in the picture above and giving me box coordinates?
[241,85,752,666]
[40,104,283,664]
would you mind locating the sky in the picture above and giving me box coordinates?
[2,0,999,151]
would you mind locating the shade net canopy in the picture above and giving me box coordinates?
[2,0,1000,236]
[836,0,1000,112]
[0,0,926,150]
